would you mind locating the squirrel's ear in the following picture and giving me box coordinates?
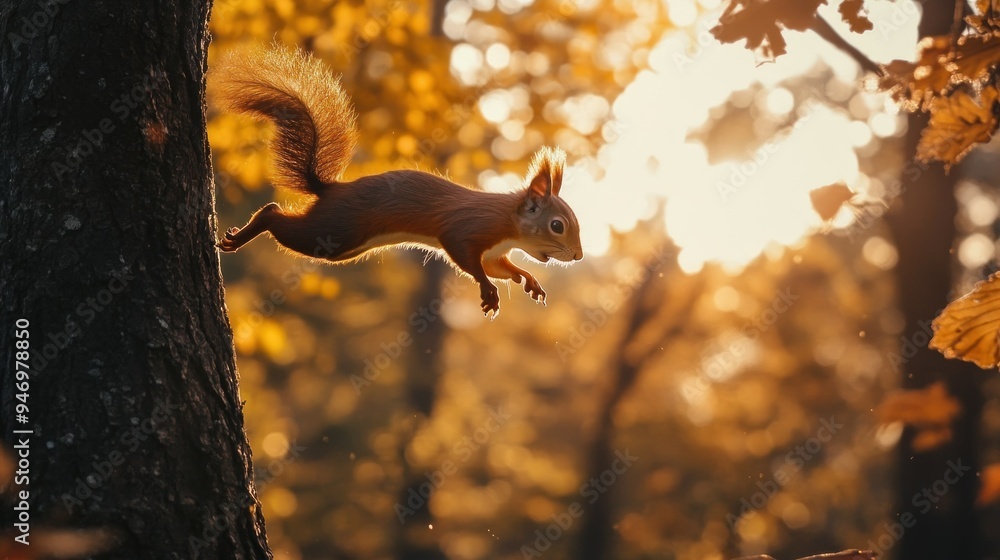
[527,168,552,200]
[525,147,565,200]
[551,158,564,197]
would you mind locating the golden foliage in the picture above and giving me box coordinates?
[977,463,1000,506]
[876,382,961,452]
[878,36,954,110]
[709,0,824,60]
[880,29,1000,167]
[713,0,1000,167]
[206,1,942,557]
[916,86,999,167]
[949,33,1000,84]
[839,0,873,33]
[809,183,854,222]
[931,271,1000,368]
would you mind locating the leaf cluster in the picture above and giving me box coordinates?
[711,0,1000,168]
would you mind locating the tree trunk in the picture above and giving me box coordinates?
[395,258,448,560]
[884,1,984,557]
[576,245,696,560]
[0,1,270,558]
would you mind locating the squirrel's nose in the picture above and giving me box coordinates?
[573,250,584,261]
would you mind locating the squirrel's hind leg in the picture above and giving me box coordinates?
[218,202,282,252]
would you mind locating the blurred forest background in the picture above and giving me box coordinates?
[207,0,1000,559]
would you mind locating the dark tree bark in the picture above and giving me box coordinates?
[0,1,270,558]
[884,1,985,558]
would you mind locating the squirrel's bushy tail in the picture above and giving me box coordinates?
[209,46,358,195]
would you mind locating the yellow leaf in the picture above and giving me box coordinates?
[809,183,854,222]
[879,37,952,110]
[978,463,1000,506]
[931,271,1000,367]
[947,33,1000,85]
[877,381,960,429]
[839,0,873,33]
[916,86,998,168]
[912,427,952,452]
[881,33,1000,110]
[876,382,960,452]
[409,70,435,93]
[709,0,825,60]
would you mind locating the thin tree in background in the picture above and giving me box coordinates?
[576,233,703,560]
[395,258,449,560]
[706,0,993,555]
[884,1,984,557]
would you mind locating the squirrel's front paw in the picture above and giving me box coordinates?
[522,275,546,305]
[218,227,241,252]
[480,285,500,319]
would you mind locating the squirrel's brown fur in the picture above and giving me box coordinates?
[212,47,583,318]
[209,47,358,194]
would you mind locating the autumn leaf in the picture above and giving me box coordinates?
[978,463,1000,506]
[931,271,1000,368]
[710,0,825,60]
[877,381,960,452]
[880,32,1000,111]
[839,0,873,33]
[968,0,1000,31]
[809,183,854,221]
[948,33,1000,85]
[911,427,954,452]
[0,447,12,491]
[0,528,115,559]
[879,36,953,110]
[732,551,877,560]
[916,86,999,167]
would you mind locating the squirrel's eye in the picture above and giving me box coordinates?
[550,219,565,234]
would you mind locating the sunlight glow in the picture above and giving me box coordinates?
[450,43,484,84]
[862,236,898,270]
[562,2,920,269]
[958,233,995,269]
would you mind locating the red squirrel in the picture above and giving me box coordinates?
[211,47,583,317]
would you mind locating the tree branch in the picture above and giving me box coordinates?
[810,13,882,76]
[952,0,970,42]
[733,549,877,560]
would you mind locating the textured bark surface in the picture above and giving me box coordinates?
[884,1,984,557]
[0,0,270,557]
